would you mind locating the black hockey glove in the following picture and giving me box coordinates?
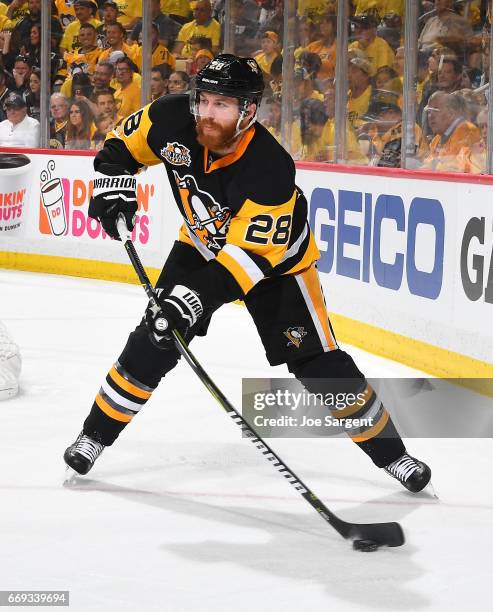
[89,163,137,240]
[145,285,204,349]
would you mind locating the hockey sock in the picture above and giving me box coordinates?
[83,361,155,446]
[288,350,405,467]
[332,381,406,468]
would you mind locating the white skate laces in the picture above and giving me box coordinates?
[72,432,104,464]
[385,453,420,481]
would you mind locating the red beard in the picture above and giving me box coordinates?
[195,116,238,151]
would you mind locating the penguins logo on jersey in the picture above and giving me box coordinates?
[161,142,191,167]
[173,171,231,250]
[283,327,307,348]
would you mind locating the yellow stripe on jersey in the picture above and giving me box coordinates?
[109,366,152,400]
[215,249,257,294]
[106,103,162,167]
[297,265,338,350]
[95,393,133,423]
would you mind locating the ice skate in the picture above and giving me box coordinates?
[63,431,105,475]
[384,452,431,493]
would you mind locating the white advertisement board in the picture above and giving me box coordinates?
[295,167,493,367]
[0,150,491,375]
[0,150,181,273]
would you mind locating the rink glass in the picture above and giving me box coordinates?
[25,1,492,173]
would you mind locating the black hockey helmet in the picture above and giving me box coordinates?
[190,54,265,135]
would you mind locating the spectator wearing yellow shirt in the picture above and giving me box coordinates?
[457,107,487,174]
[64,23,101,75]
[296,98,330,161]
[98,22,138,65]
[94,89,124,127]
[374,65,402,94]
[262,96,303,157]
[4,0,29,26]
[294,65,324,108]
[194,48,213,70]
[150,64,172,99]
[113,56,141,118]
[54,0,76,28]
[422,91,481,172]
[297,0,335,19]
[130,0,181,50]
[97,1,119,48]
[349,10,395,73]
[133,22,176,72]
[362,94,428,167]
[161,0,191,25]
[322,85,368,163]
[0,12,12,29]
[60,0,101,53]
[167,70,190,93]
[173,0,220,58]
[304,13,337,81]
[254,31,281,79]
[292,94,368,163]
[347,52,375,129]
[353,0,404,18]
[111,0,142,30]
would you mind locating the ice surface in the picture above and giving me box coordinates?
[0,269,491,611]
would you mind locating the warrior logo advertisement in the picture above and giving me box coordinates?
[174,171,231,250]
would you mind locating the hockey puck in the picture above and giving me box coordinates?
[352,539,379,552]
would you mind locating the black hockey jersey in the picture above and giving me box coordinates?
[95,95,320,304]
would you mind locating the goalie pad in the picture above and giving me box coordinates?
[0,322,21,399]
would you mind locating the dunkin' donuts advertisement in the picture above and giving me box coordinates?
[0,150,182,271]
[0,153,31,235]
[39,160,68,236]
[37,157,155,243]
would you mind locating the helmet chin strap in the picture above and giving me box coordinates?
[233,99,257,138]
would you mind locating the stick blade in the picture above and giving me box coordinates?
[348,522,405,547]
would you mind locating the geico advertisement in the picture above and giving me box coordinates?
[455,193,493,340]
[307,186,444,301]
[296,168,492,361]
[460,212,493,305]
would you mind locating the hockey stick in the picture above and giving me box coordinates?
[116,217,404,548]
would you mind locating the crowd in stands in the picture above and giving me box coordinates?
[0,0,491,174]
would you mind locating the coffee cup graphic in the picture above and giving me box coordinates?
[0,153,31,236]
[40,177,66,236]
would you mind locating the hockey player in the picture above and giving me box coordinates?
[64,54,431,493]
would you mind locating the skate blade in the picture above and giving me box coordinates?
[63,466,82,487]
[428,481,439,500]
